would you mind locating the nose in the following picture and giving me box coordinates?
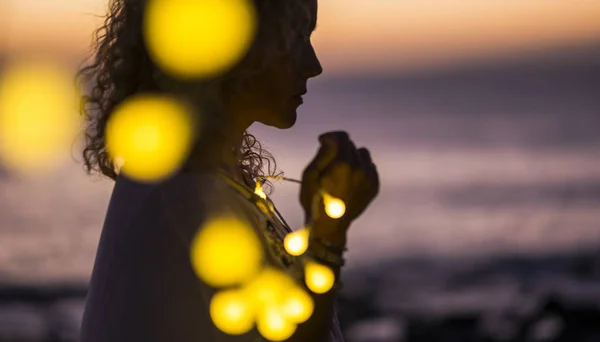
[302,43,323,79]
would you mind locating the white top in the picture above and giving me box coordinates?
[80,170,345,342]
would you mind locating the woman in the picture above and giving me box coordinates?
[78,0,379,341]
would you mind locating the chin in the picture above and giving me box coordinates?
[262,109,298,129]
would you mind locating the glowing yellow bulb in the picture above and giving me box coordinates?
[143,0,256,79]
[210,289,255,335]
[323,192,346,219]
[0,60,80,174]
[244,268,295,310]
[105,94,194,182]
[256,303,297,341]
[280,285,314,324]
[283,229,309,256]
[305,261,335,294]
[191,217,263,287]
[254,183,267,200]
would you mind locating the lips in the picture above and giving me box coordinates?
[295,89,307,97]
[292,95,304,106]
[292,88,307,105]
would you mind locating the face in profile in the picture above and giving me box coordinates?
[227,0,322,130]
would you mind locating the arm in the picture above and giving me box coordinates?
[294,130,380,342]
[287,220,347,342]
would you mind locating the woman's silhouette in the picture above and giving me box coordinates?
[77,0,379,341]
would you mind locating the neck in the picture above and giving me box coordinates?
[186,109,252,184]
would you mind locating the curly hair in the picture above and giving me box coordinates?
[76,0,313,193]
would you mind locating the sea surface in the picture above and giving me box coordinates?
[1,45,599,341]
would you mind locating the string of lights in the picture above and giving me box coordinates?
[0,0,349,339]
[195,169,347,339]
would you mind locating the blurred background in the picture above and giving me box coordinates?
[1,0,600,341]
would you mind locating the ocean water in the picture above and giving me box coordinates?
[1,49,600,340]
[260,58,600,269]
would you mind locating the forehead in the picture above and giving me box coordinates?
[308,0,318,22]
[300,0,318,29]
[256,0,318,32]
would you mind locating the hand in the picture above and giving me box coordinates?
[300,131,380,239]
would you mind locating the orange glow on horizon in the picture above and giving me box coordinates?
[1,0,600,73]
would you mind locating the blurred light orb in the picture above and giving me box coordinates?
[143,0,257,79]
[323,193,346,219]
[191,217,263,287]
[280,285,314,324]
[0,60,80,174]
[105,94,194,182]
[256,303,297,341]
[244,268,294,310]
[305,261,335,294]
[284,229,309,256]
[210,289,255,335]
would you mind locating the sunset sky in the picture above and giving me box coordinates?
[1,0,600,74]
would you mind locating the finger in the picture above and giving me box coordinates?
[345,139,361,167]
[320,131,359,168]
[351,147,371,184]
[357,147,372,167]
[357,147,379,194]
[371,162,380,196]
[314,136,339,172]
[303,137,338,180]
[318,131,349,145]
[302,135,339,184]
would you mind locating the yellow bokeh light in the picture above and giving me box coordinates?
[105,94,194,182]
[191,216,263,287]
[210,289,255,335]
[244,268,295,310]
[283,229,309,256]
[323,192,346,219]
[256,303,297,342]
[0,60,80,174]
[280,285,314,324]
[305,261,335,294]
[143,0,257,79]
